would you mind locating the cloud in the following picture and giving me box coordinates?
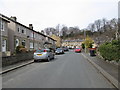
[0,0,118,31]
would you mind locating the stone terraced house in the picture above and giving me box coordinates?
[0,14,56,55]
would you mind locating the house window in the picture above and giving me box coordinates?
[16,39,19,47]
[18,28,19,32]
[18,27,21,33]
[30,42,33,48]
[22,29,24,34]
[2,39,7,52]
[1,21,5,31]
[22,40,25,47]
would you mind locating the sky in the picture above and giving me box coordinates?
[0,0,119,31]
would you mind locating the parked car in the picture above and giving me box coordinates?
[55,48,64,54]
[34,49,55,62]
[62,47,69,51]
[74,48,81,53]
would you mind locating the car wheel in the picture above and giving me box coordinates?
[47,56,50,62]
[53,56,55,59]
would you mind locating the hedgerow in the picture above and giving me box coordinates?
[98,40,120,62]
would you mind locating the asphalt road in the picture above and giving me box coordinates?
[2,50,115,88]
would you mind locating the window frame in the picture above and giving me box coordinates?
[17,26,21,33]
[1,21,5,31]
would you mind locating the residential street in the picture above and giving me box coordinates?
[2,50,115,88]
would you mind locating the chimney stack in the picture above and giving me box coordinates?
[29,24,33,29]
[10,16,17,21]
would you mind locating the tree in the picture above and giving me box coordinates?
[102,18,107,32]
[61,25,68,37]
[94,19,102,33]
[56,24,61,36]
[87,23,95,33]
[83,36,94,48]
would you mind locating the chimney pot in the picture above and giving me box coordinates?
[10,16,17,21]
[29,24,33,29]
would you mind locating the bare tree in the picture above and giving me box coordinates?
[110,18,118,30]
[61,25,68,36]
[94,19,102,32]
[87,23,95,32]
[102,18,107,32]
[56,24,61,36]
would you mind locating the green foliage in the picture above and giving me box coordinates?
[81,43,85,49]
[99,40,120,62]
[83,36,94,48]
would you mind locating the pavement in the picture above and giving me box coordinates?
[81,52,119,88]
[0,59,34,74]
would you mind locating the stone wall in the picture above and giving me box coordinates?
[2,52,33,67]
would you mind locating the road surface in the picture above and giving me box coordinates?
[2,50,115,88]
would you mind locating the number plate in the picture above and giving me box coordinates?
[37,54,42,56]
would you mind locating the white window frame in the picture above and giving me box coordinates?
[1,21,5,31]
[2,39,7,52]
[30,42,33,48]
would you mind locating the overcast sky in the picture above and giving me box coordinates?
[0,0,119,31]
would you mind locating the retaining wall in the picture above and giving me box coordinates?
[2,52,34,67]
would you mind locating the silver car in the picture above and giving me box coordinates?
[34,49,55,62]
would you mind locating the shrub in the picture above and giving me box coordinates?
[16,45,26,53]
[19,48,28,53]
[81,43,85,49]
[98,40,120,62]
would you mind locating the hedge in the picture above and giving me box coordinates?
[98,40,120,62]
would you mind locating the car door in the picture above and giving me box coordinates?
[50,49,54,59]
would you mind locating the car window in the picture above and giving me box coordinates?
[35,49,50,53]
[35,50,43,53]
[57,48,62,50]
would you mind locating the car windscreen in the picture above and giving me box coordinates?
[56,48,62,50]
[76,48,80,49]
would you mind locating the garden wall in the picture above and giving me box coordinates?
[2,52,34,67]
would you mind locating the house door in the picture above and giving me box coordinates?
[2,39,7,52]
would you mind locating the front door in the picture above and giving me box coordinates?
[2,39,7,52]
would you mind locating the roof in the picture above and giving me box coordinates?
[63,39,84,42]
[0,14,10,23]
[48,36,57,41]
[0,13,57,41]
[1,13,47,36]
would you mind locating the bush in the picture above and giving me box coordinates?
[88,43,93,48]
[98,40,120,62]
[81,43,85,49]
[16,45,27,53]
[19,48,28,53]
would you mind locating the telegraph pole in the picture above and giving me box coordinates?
[33,31,34,50]
[84,30,86,53]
